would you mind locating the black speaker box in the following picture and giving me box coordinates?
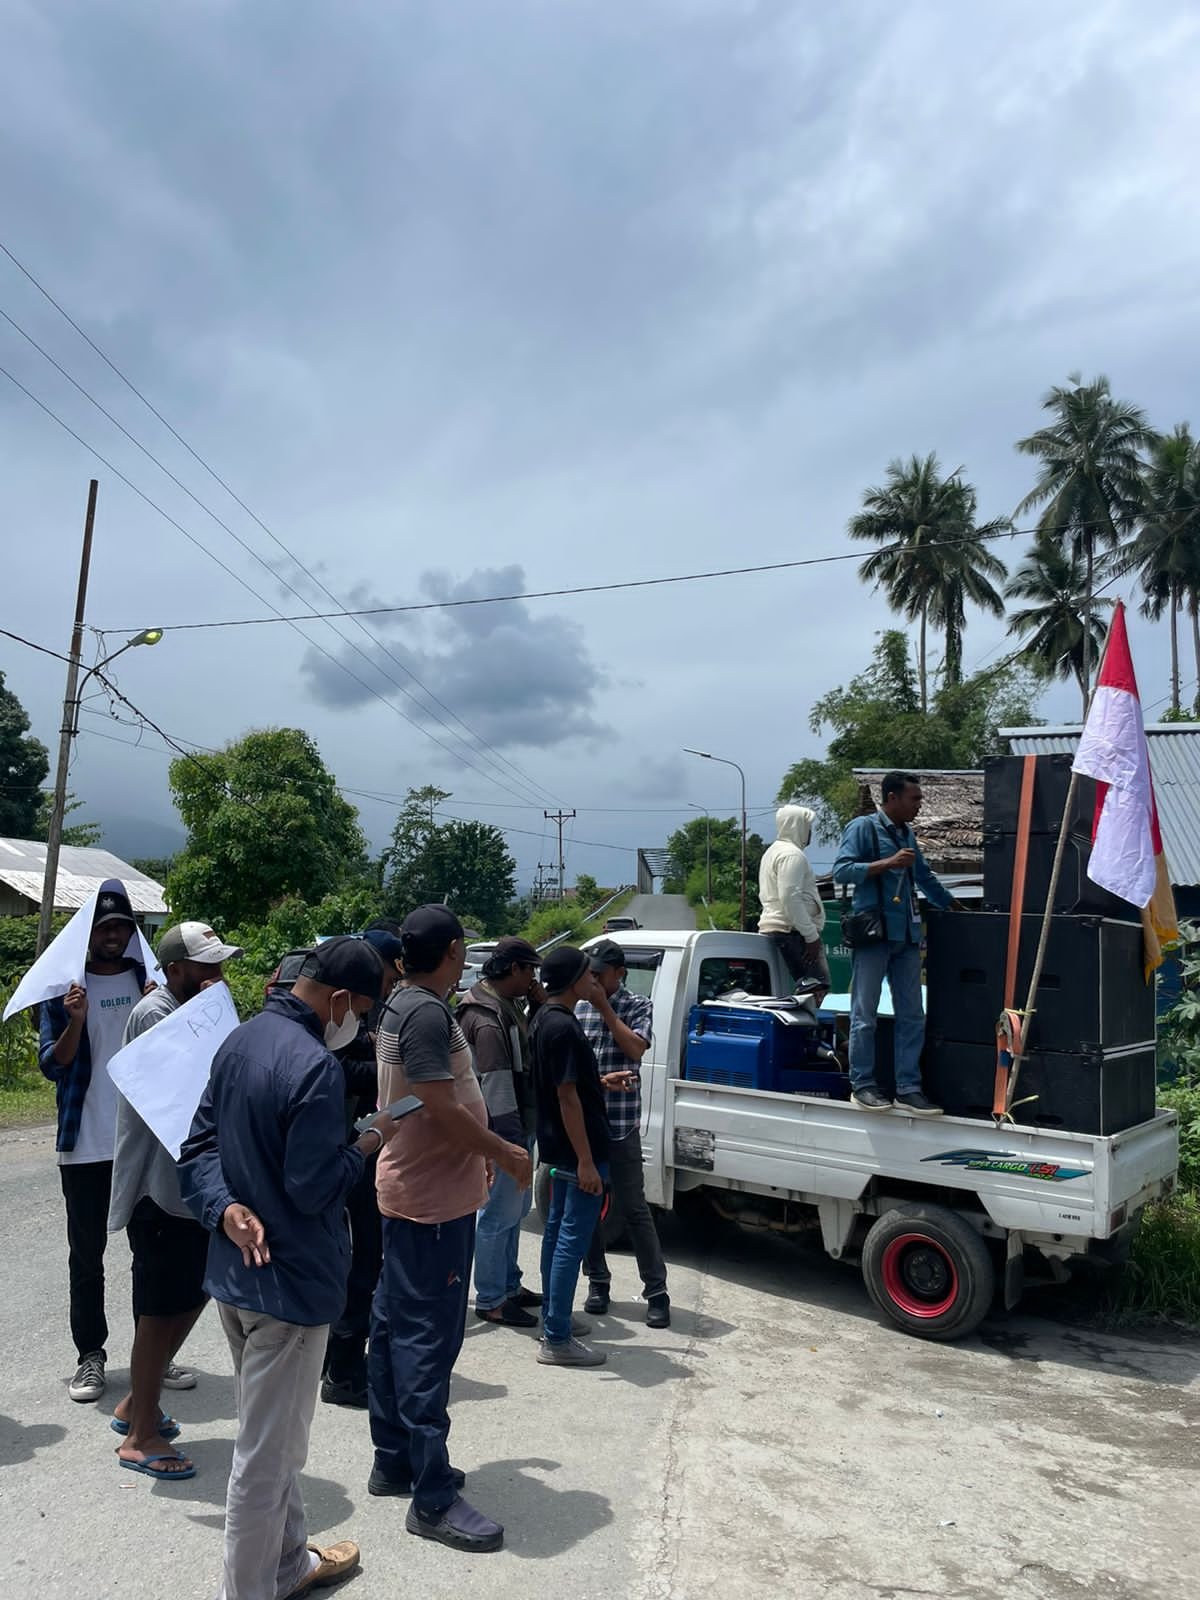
[983,753,1098,835]
[925,912,1154,1053]
[982,828,1138,921]
[924,1039,1156,1135]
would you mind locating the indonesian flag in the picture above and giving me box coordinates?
[1071,601,1178,975]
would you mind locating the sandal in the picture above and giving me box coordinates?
[119,1450,196,1480]
[111,1414,180,1441]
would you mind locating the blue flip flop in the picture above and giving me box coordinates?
[111,1414,180,1441]
[119,1451,196,1481]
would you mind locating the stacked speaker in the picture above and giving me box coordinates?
[924,754,1156,1134]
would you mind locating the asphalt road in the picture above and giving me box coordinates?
[2,1121,1198,1600]
[622,894,695,930]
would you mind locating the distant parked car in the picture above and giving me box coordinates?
[603,915,641,933]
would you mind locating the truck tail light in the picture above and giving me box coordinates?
[1107,1204,1127,1232]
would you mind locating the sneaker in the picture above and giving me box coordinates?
[541,1314,591,1338]
[406,1496,503,1553]
[321,1375,368,1409]
[68,1351,106,1403]
[369,1464,466,1497]
[583,1284,610,1315]
[851,1088,893,1111]
[895,1091,944,1117]
[536,1336,607,1368]
[645,1293,671,1329]
[162,1361,196,1391]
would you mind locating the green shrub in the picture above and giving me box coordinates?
[0,984,39,1089]
[1110,1193,1200,1326]
[1158,1080,1200,1195]
[0,913,70,984]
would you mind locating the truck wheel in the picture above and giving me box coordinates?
[861,1206,994,1341]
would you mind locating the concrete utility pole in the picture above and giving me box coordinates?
[38,481,98,956]
[543,810,575,901]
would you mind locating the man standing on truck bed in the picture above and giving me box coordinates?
[577,939,670,1329]
[758,804,831,996]
[832,771,957,1115]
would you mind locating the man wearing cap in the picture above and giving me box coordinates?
[529,945,611,1368]
[180,936,405,1600]
[578,940,669,1328]
[107,922,243,1480]
[368,906,531,1555]
[456,936,545,1329]
[38,879,149,1403]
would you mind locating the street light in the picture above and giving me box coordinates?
[37,627,165,954]
[683,748,747,930]
[687,802,712,901]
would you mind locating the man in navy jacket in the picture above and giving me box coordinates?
[179,936,403,1600]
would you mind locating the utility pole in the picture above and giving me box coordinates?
[38,481,98,956]
[543,809,575,901]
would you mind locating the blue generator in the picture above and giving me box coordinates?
[685,1001,849,1100]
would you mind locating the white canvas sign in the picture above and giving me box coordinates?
[2,890,158,1021]
[106,982,240,1158]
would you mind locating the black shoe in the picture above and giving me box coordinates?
[851,1087,893,1111]
[369,1464,466,1497]
[895,1091,944,1117]
[646,1293,671,1329]
[406,1495,503,1552]
[474,1298,538,1329]
[320,1375,368,1409]
[513,1287,543,1308]
[583,1284,610,1316]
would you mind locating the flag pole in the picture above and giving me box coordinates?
[1003,625,1113,1119]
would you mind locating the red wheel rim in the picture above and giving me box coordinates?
[880,1232,959,1319]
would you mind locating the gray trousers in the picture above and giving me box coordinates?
[217,1302,326,1600]
[583,1130,668,1300]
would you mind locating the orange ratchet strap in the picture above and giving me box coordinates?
[993,754,1036,1118]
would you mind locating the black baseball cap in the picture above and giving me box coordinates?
[400,905,465,971]
[541,945,590,993]
[299,936,387,1001]
[489,936,541,969]
[93,881,135,929]
[589,938,626,972]
[362,927,405,967]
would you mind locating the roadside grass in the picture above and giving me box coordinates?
[1107,1192,1200,1328]
[0,1074,56,1129]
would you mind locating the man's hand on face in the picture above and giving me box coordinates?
[580,971,607,1009]
[64,983,88,1023]
[222,1203,270,1268]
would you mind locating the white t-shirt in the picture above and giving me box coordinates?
[59,968,144,1166]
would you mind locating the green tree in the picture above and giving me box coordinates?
[1129,425,1200,716]
[1005,538,1113,716]
[574,873,599,910]
[1015,372,1151,697]
[664,815,765,918]
[130,855,176,884]
[0,671,49,838]
[33,791,102,848]
[165,728,367,927]
[849,454,1008,712]
[777,630,1040,840]
[381,788,516,932]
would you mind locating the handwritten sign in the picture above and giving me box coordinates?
[106,982,240,1158]
[2,889,158,1021]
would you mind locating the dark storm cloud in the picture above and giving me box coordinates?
[298,565,608,748]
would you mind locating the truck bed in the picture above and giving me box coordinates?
[666,1076,1178,1240]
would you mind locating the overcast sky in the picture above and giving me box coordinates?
[2,0,1198,887]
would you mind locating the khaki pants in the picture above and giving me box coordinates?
[217,1303,327,1600]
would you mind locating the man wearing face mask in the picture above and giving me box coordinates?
[180,936,405,1600]
[107,922,244,1481]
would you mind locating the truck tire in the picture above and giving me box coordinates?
[861,1205,994,1341]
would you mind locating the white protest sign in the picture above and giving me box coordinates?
[106,982,240,1158]
[2,889,158,1021]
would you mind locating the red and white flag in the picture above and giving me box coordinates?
[1072,601,1178,974]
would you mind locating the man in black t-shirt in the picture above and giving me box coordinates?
[529,946,611,1369]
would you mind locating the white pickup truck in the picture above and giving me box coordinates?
[545,927,1179,1341]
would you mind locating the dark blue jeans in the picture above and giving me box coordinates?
[368,1213,474,1515]
[539,1168,607,1344]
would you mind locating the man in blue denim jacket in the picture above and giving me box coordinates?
[832,772,959,1115]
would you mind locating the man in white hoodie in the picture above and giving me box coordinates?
[757,805,830,993]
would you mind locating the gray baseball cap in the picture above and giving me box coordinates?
[156,922,244,968]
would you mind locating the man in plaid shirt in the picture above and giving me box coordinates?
[576,940,670,1328]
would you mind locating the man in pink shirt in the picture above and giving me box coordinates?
[367,906,532,1554]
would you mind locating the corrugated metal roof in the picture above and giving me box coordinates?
[1000,724,1200,888]
[0,837,168,914]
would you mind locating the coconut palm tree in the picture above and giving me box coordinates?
[1004,538,1113,716]
[849,454,1007,711]
[1128,424,1200,716]
[1014,373,1151,698]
